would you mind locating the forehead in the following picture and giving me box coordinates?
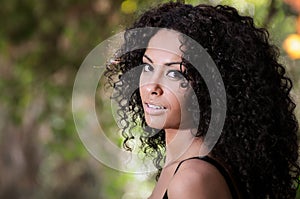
[145,30,183,63]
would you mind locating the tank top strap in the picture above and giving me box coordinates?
[173,156,203,175]
[198,156,239,199]
[167,155,239,199]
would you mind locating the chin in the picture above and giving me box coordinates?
[145,117,166,130]
[145,121,163,130]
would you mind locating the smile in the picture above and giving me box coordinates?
[146,103,166,110]
[143,103,167,115]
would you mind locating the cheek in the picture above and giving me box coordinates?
[139,86,146,101]
[169,92,193,122]
[166,91,184,114]
[139,75,147,100]
[169,88,190,106]
[169,96,181,111]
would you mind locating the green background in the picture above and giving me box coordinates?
[0,0,299,198]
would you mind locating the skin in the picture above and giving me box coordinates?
[139,30,232,199]
[139,30,193,134]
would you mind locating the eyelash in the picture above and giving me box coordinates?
[167,70,184,79]
[142,63,153,72]
[142,63,185,80]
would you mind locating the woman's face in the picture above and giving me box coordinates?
[139,30,194,130]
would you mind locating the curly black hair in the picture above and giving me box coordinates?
[105,2,300,198]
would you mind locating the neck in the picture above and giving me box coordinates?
[164,128,203,166]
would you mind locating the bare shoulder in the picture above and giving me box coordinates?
[167,158,232,199]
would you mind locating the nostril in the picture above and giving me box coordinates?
[145,83,163,95]
[151,91,158,95]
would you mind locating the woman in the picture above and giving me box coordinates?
[105,2,300,198]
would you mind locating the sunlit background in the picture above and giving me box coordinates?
[0,0,300,198]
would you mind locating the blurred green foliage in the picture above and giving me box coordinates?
[0,0,299,198]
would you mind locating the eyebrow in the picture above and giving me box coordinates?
[143,54,182,66]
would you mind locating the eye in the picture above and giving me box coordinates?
[166,70,185,80]
[142,63,153,72]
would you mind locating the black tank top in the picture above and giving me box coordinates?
[162,156,239,199]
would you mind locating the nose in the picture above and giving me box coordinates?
[145,83,163,96]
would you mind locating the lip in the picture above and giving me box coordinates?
[143,102,167,115]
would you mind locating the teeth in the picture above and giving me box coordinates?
[147,103,165,109]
